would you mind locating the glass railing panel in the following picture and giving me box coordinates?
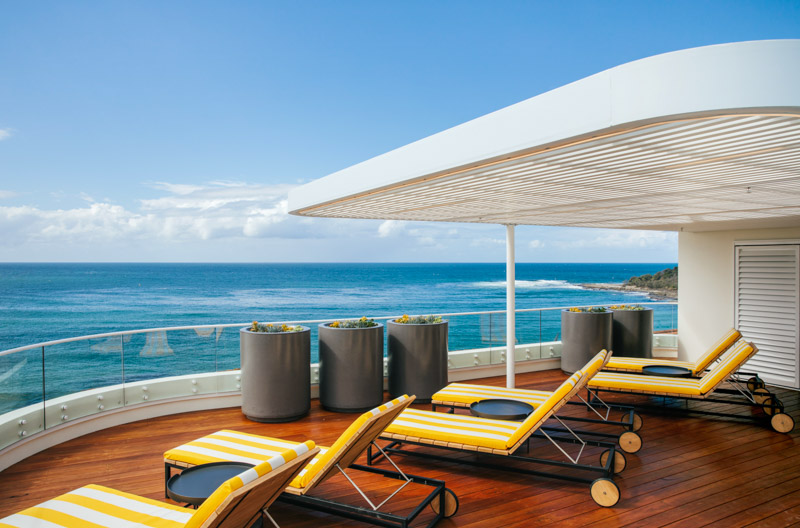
[516,310,543,361]
[540,308,563,358]
[0,348,45,449]
[43,337,124,427]
[122,329,216,404]
[215,326,240,372]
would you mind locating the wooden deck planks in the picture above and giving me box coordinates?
[0,368,798,527]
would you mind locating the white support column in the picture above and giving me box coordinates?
[506,224,516,389]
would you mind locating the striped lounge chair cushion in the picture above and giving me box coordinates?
[164,430,330,491]
[603,357,697,374]
[386,372,583,451]
[1,441,316,528]
[588,372,704,395]
[164,395,410,490]
[384,407,520,451]
[604,328,740,375]
[432,383,551,407]
[0,484,194,528]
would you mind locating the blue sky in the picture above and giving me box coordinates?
[1,1,798,262]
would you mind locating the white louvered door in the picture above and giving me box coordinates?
[735,244,800,389]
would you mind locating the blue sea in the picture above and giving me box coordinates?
[0,263,676,412]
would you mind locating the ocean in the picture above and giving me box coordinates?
[0,263,676,411]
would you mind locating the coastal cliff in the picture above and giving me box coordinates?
[582,266,677,300]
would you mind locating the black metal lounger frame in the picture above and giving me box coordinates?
[368,415,626,508]
[586,372,795,434]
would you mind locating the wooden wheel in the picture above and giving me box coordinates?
[753,388,771,405]
[599,448,627,474]
[747,376,765,392]
[618,431,643,454]
[590,478,620,507]
[430,487,459,518]
[625,412,643,432]
[771,413,795,433]
[762,396,784,416]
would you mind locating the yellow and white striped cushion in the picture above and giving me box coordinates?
[432,351,605,409]
[0,441,316,528]
[697,340,755,393]
[588,371,704,395]
[0,484,194,528]
[383,408,519,451]
[604,357,697,374]
[186,440,315,528]
[432,383,551,407]
[386,372,583,451]
[604,328,740,375]
[164,395,410,490]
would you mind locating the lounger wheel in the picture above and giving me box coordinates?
[590,478,620,507]
[430,487,459,518]
[762,396,784,416]
[599,449,626,474]
[753,388,772,405]
[771,413,795,433]
[625,412,643,432]
[618,431,642,454]
[747,376,765,392]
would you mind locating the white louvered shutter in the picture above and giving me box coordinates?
[735,245,800,389]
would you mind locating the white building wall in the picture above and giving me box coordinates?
[678,226,800,362]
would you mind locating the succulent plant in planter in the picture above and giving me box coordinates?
[567,306,608,313]
[388,314,448,403]
[240,322,310,422]
[609,305,645,311]
[328,316,378,328]
[319,317,384,412]
[249,321,305,332]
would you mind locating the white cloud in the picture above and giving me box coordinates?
[0,190,17,199]
[529,239,543,249]
[0,129,12,141]
[554,230,676,249]
[377,220,407,238]
[470,237,504,247]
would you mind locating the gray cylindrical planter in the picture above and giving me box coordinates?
[561,311,612,374]
[319,323,384,412]
[387,321,448,403]
[240,326,310,423]
[611,309,654,358]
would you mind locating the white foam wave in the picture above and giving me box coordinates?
[471,279,584,290]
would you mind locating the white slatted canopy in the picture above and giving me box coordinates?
[288,40,800,389]
[289,40,800,232]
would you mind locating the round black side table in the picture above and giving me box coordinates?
[469,399,534,421]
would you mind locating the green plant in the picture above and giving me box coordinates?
[567,306,607,313]
[393,314,444,324]
[328,316,378,328]
[609,304,645,311]
[249,321,304,333]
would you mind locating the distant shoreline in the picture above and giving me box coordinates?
[580,283,677,301]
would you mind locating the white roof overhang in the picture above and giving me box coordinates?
[288,40,800,232]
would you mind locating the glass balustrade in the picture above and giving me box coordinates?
[0,303,678,451]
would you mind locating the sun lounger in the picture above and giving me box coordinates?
[587,340,795,433]
[431,350,644,454]
[164,395,456,527]
[603,327,740,375]
[372,359,626,507]
[0,440,318,528]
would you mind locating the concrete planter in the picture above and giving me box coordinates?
[318,323,384,412]
[611,309,654,358]
[561,311,612,374]
[387,321,448,403]
[239,326,311,422]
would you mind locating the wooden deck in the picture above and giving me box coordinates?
[1,368,799,527]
